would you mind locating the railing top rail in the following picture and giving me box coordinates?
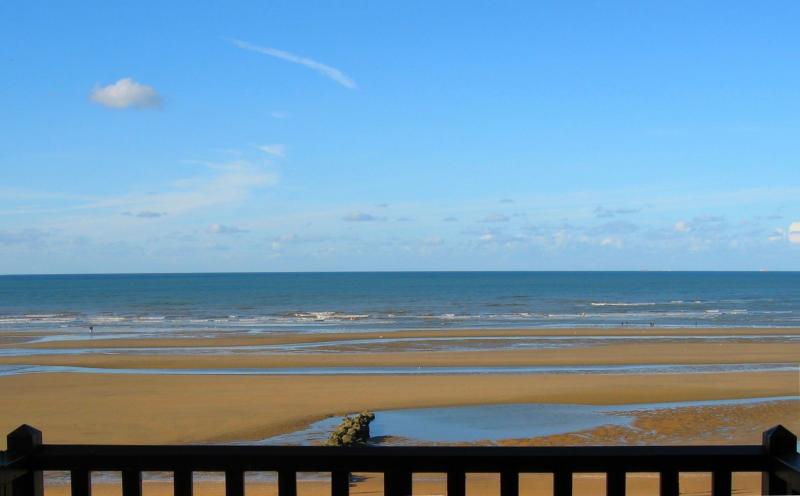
[5,443,770,474]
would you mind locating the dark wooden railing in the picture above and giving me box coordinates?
[1,425,798,496]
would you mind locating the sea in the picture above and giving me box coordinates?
[0,272,798,338]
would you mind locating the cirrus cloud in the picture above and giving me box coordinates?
[90,78,162,109]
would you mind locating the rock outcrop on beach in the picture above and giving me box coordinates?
[326,412,375,446]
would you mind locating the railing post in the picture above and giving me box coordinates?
[173,471,192,496]
[384,471,412,496]
[606,471,625,496]
[553,471,572,496]
[446,470,465,496]
[659,470,678,496]
[277,470,296,496]
[224,470,243,496]
[121,470,141,496]
[7,425,43,496]
[70,470,91,496]
[762,424,797,495]
[500,471,518,496]
[711,470,731,496]
[331,471,349,496]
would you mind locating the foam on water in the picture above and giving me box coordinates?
[1,272,799,341]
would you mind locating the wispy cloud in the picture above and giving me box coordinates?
[230,39,357,89]
[0,229,50,247]
[342,212,385,222]
[271,111,289,119]
[123,211,166,219]
[90,78,161,109]
[76,161,277,217]
[208,224,249,235]
[594,205,640,218]
[258,144,286,158]
[480,213,509,223]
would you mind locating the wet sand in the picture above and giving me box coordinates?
[1,342,799,370]
[2,327,797,496]
[0,371,796,447]
[1,327,798,446]
[7,326,800,349]
[501,399,800,447]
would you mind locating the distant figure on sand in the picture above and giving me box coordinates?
[89,326,94,336]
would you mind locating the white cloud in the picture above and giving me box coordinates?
[481,213,509,223]
[422,236,444,246]
[600,236,623,248]
[768,228,786,243]
[208,224,249,235]
[595,205,640,218]
[673,221,689,232]
[90,78,161,109]
[271,111,289,119]
[0,229,50,247]
[86,161,277,216]
[231,39,357,89]
[258,144,285,158]
[789,222,800,245]
[342,212,385,222]
[123,211,166,219]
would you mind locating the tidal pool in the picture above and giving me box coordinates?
[258,396,799,445]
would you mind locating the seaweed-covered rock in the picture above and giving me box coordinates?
[326,412,375,446]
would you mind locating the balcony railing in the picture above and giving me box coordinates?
[1,424,798,496]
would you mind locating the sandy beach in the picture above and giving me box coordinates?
[1,327,798,445]
[0,370,797,447]
[2,327,798,496]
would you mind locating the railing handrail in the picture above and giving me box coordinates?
[1,424,798,496]
[7,443,771,472]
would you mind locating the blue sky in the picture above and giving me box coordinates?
[1,1,798,273]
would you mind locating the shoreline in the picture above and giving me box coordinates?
[4,326,799,349]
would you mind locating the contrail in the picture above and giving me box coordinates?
[230,39,357,89]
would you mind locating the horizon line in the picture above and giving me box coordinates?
[1,269,797,277]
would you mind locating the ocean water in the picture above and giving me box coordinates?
[0,272,798,336]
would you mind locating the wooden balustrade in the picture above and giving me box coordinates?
[1,425,798,496]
